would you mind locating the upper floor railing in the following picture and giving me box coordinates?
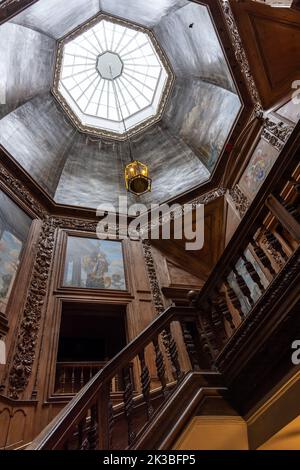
[189,121,300,362]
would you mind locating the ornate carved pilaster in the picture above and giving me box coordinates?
[8,217,56,399]
[142,240,165,315]
[229,185,251,218]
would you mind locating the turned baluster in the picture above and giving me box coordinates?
[80,367,84,389]
[201,313,220,358]
[216,293,235,331]
[290,178,300,196]
[111,377,114,393]
[181,322,201,371]
[152,336,167,395]
[210,299,227,341]
[251,240,276,276]
[71,367,75,394]
[162,326,183,382]
[123,365,136,446]
[264,229,288,262]
[225,281,244,319]
[282,200,300,223]
[108,391,114,449]
[77,416,87,450]
[97,382,112,450]
[232,266,254,306]
[138,349,154,420]
[60,367,66,394]
[115,373,120,392]
[88,404,98,450]
[242,254,265,293]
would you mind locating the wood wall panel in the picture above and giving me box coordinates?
[231,0,300,109]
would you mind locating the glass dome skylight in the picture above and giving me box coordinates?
[53,15,174,139]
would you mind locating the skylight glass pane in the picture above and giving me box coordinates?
[58,17,171,135]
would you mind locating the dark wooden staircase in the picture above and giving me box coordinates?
[28,121,300,450]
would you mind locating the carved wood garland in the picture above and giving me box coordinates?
[142,240,165,316]
[8,217,55,399]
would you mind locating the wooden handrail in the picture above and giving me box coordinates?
[28,306,197,450]
[56,362,107,368]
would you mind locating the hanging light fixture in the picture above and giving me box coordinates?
[110,67,152,196]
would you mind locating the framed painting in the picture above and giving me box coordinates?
[63,236,126,291]
[0,191,32,313]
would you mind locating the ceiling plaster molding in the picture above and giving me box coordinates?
[219,0,263,116]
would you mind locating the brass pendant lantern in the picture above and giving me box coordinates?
[125,160,152,196]
[110,66,152,196]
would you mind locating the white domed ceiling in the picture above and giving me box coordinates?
[0,0,242,211]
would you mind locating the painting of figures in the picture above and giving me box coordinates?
[63,237,126,291]
[239,139,279,201]
[0,191,32,313]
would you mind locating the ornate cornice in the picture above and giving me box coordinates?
[219,0,263,116]
[0,165,46,219]
[229,185,250,218]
